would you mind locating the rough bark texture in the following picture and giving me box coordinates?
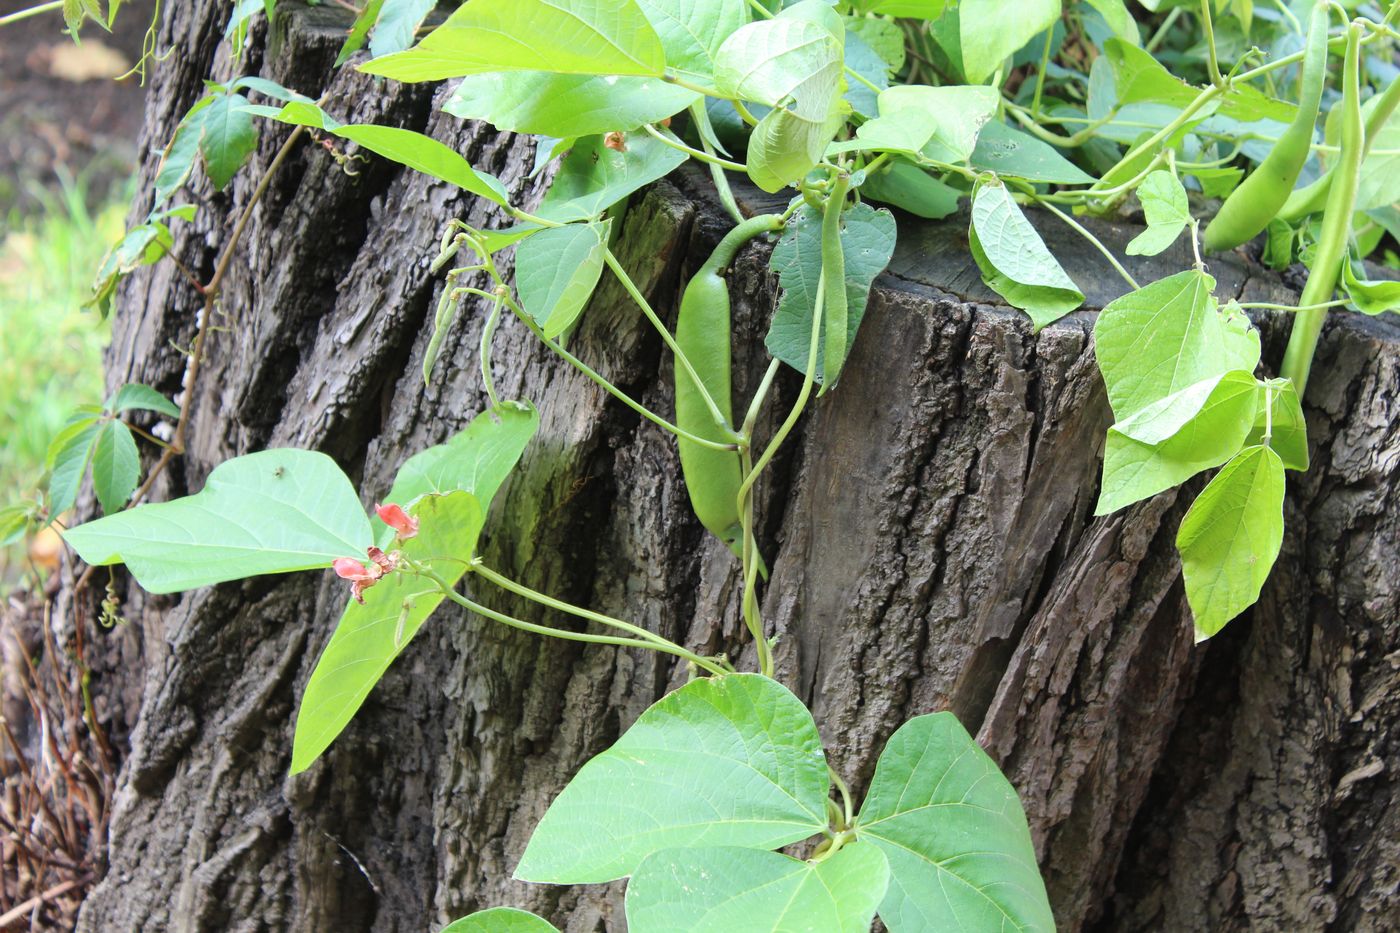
[62,3,1400,931]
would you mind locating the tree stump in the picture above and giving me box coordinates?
[68,4,1400,931]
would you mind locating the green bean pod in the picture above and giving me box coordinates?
[1280,21,1366,396]
[820,173,851,393]
[675,213,784,560]
[1202,0,1330,252]
[1279,68,1400,223]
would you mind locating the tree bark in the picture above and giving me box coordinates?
[67,3,1400,931]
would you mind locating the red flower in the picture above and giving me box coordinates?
[375,503,418,540]
[334,556,384,604]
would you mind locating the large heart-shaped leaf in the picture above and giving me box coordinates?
[361,0,665,82]
[625,843,890,932]
[959,0,1059,84]
[291,491,484,773]
[1093,270,1259,423]
[856,713,1055,933]
[515,673,830,883]
[63,450,371,594]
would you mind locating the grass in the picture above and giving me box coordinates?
[0,174,122,582]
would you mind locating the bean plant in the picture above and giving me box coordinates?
[7,0,1400,929]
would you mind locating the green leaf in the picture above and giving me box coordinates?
[1244,379,1308,472]
[829,84,998,164]
[516,220,611,338]
[969,120,1096,184]
[45,417,100,518]
[625,844,890,933]
[1112,370,1257,446]
[959,0,1059,84]
[440,908,560,933]
[334,0,385,65]
[154,100,212,205]
[257,102,510,207]
[368,0,437,58]
[537,134,687,222]
[0,506,29,548]
[765,203,897,383]
[291,491,483,772]
[360,0,666,82]
[847,17,906,74]
[107,383,180,418]
[715,12,845,192]
[856,712,1055,933]
[1347,95,1400,212]
[379,400,539,546]
[746,103,846,193]
[1104,38,1295,124]
[859,160,960,220]
[200,92,258,190]
[1085,0,1139,44]
[1342,258,1400,315]
[62,450,372,594]
[1095,376,1259,515]
[514,673,830,883]
[1093,270,1259,422]
[865,0,946,15]
[636,0,747,80]
[91,421,140,515]
[968,182,1083,329]
[445,73,696,138]
[1126,170,1191,256]
[1177,445,1285,641]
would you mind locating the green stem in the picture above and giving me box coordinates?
[1036,199,1141,290]
[1279,22,1366,396]
[603,248,740,441]
[422,566,729,676]
[0,0,62,27]
[472,562,692,653]
[691,101,745,225]
[739,270,825,508]
[504,298,738,453]
[1005,103,1118,148]
[1200,0,1224,86]
[1145,6,1183,52]
[643,123,747,172]
[1030,27,1054,118]
[1238,298,1350,312]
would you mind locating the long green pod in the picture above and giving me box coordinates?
[1202,1,1329,252]
[1279,55,1400,223]
[820,173,851,393]
[675,213,784,560]
[1280,21,1366,396]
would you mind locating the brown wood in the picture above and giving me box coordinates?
[60,4,1400,931]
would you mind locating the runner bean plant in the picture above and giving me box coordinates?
[8,0,1400,929]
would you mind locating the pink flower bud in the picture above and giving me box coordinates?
[375,503,419,540]
[334,558,371,580]
[333,555,385,604]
